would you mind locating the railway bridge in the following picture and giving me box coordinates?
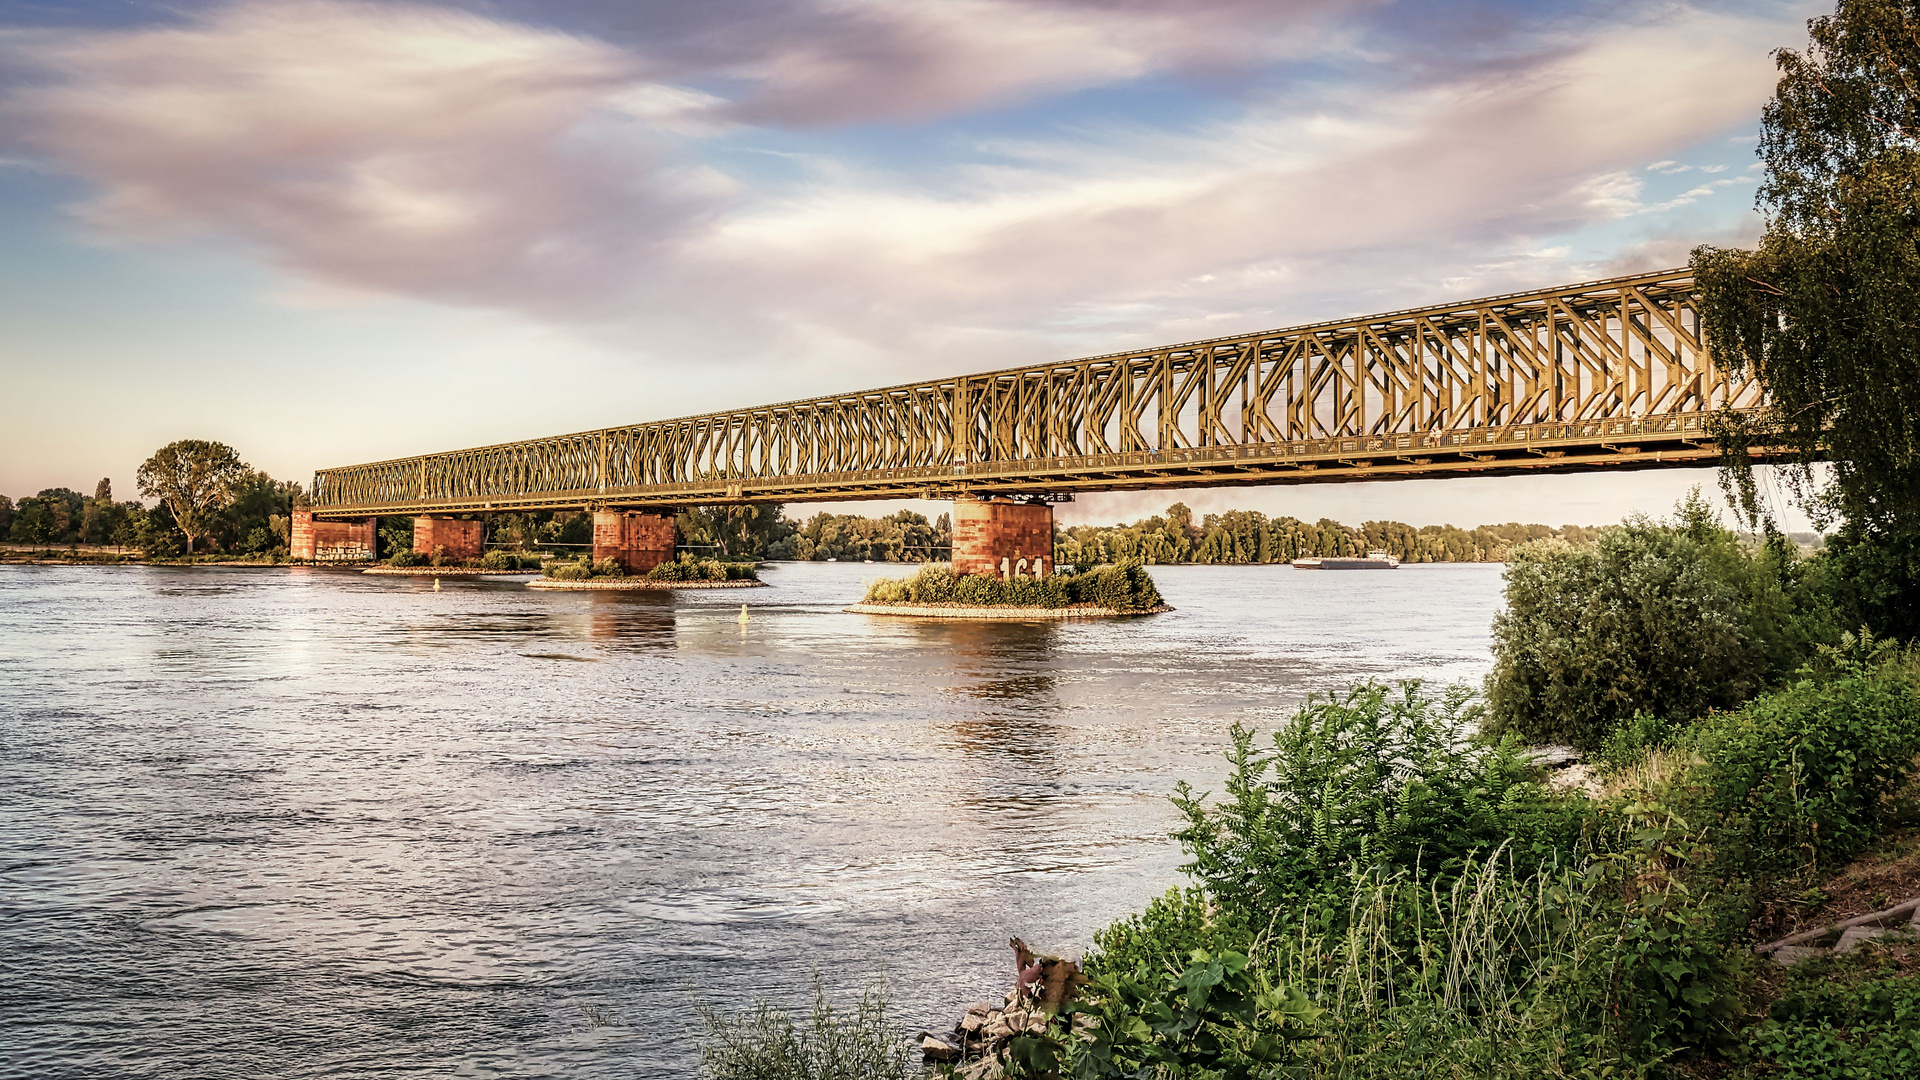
[297,267,1770,574]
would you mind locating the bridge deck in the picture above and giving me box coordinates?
[311,268,1766,517]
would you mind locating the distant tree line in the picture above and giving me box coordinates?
[1056,503,1605,566]
[2,439,302,558]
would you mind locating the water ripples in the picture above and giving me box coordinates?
[0,561,1502,1078]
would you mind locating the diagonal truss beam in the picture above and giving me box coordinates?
[311,268,1771,516]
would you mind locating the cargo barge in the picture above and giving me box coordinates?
[1291,550,1401,570]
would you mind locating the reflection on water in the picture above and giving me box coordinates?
[0,561,1504,1078]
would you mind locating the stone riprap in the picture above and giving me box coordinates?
[845,602,1171,620]
[362,567,537,577]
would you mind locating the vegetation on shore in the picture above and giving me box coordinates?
[716,501,1920,1078]
[543,552,760,583]
[860,560,1163,612]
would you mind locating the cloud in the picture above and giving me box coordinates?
[0,0,1804,390]
[0,1,731,318]
[458,0,1378,126]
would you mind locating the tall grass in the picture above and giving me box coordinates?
[699,983,910,1080]
[1255,853,1615,1078]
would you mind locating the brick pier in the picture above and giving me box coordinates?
[413,516,484,560]
[592,510,676,573]
[290,507,377,562]
[950,498,1053,578]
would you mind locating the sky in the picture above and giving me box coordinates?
[0,0,1830,530]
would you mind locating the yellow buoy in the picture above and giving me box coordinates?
[432,578,441,591]
[738,603,750,623]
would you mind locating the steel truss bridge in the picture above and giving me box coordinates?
[311,268,1768,518]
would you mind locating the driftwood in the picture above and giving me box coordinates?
[921,938,1089,1068]
[1753,895,1920,954]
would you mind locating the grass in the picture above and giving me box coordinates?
[699,982,911,1080]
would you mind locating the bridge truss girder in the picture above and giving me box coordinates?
[311,268,1769,517]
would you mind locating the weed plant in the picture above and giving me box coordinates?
[700,983,910,1080]
[1172,682,1579,923]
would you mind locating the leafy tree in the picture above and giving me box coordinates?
[1693,0,1920,632]
[378,517,415,560]
[8,489,83,545]
[0,495,11,538]
[767,508,944,562]
[207,470,300,555]
[678,504,790,559]
[136,440,250,554]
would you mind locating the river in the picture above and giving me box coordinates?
[0,560,1505,1078]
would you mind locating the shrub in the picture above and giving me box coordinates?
[544,556,625,580]
[545,557,594,581]
[388,550,425,568]
[954,573,995,605]
[1744,955,1920,1079]
[480,549,534,570]
[905,564,957,604]
[1682,647,1920,875]
[699,982,910,1080]
[1172,681,1572,921]
[645,553,757,582]
[1487,493,1833,749]
[1086,886,1251,981]
[859,559,1159,610]
[1068,559,1163,611]
[1062,854,1622,1080]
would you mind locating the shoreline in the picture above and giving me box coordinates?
[844,602,1172,620]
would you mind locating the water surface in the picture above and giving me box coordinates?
[0,561,1504,1078]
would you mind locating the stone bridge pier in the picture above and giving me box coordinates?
[290,507,377,562]
[593,510,676,573]
[413,516,484,560]
[951,498,1054,578]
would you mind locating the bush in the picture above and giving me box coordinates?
[480,549,535,570]
[699,982,910,1080]
[544,556,626,580]
[858,559,1159,610]
[1744,954,1920,1079]
[1682,643,1920,876]
[1172,681,1572,921]
[645,553,758,583]
[388,550,425,568]
[1487,493,1833,750]
[954,573,995,605]
[1086,886,1251,981]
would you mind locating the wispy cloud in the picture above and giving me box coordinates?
[0,0,1805,385]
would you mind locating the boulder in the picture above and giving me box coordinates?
[919,1033,961,1064]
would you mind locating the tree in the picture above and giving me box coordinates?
[136,440,250,554]
[678,504,790,559]
[1692,0,1920,630]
